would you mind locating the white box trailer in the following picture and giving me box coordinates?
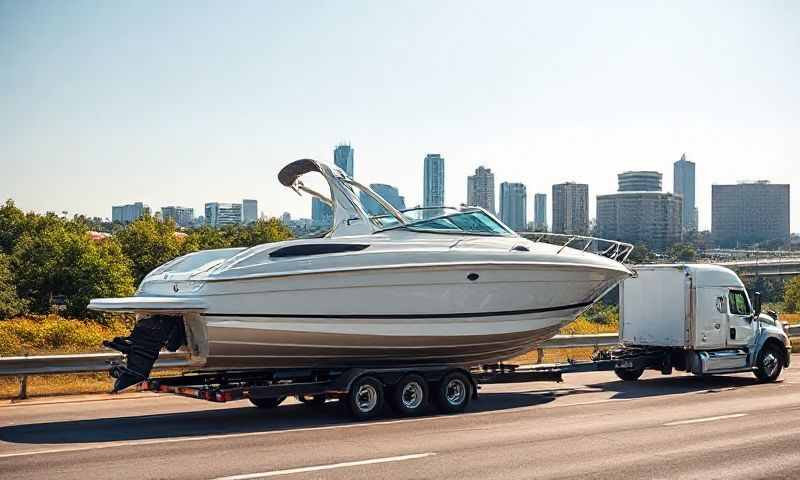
[614,264,791,381]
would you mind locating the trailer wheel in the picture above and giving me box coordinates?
[389,374,428,416]
[754,343,784,383]
[249,396,286,409]
[614,367,644,382]
[346,376,384,420]
[434,371,472,414]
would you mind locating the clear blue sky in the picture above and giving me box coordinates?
[1,1,798,231]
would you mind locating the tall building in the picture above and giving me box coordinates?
[112,202,150,224]
[311,144,355,224]
[617,171,662,192]
[242,199,258,224]
[596,192,683,251]
[204,202,242,228]
[161,206,194,227]
[712,181,790,247]
[534,193,547,231]
[333,144,354,176]
[552,183,589,235]
[423,154,445,216]
[360,184,406,215]
[467,166,495,213]
[499,182,527,232]
[311,198,332,225]
[673,153,698,231]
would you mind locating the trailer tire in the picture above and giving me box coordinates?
[434,371,472,414]
[389,374,428,417]
[614,367,644,382]
[754,343,784,383]
[249,396,286,409]
[345,376,384,420]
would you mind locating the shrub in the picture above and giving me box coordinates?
[0,315,131,355]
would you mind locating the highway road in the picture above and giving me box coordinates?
[2,355,800,480]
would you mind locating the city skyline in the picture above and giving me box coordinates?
[2,3,798,231]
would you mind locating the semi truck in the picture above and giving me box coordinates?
[611,264,791,382]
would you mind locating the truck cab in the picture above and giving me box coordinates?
[616,264,791,382]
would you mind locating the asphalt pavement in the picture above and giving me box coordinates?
[2,355,800,479]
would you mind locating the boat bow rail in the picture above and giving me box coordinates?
[519,232,634,264]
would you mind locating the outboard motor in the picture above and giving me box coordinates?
[103,315,186,392]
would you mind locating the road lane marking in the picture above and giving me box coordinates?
[211,453,435,479]
[663,413,748,426]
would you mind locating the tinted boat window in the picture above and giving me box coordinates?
[269,244,369,258]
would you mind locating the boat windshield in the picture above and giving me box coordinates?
[376,207,516,236]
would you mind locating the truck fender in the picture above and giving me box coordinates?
[751,332,789,367]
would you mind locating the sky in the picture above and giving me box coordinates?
[1,0,798,231]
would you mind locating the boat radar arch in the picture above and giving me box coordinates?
[278,159,407,238]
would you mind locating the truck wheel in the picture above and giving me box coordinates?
[249,396,286,409]
[754,343,784,383]
[434,371,472,414]
[346,376,384,420]
[614,367,644,381]
[389,374,428,417]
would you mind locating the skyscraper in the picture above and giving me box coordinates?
[552,183,589,235]
[161,206,194,227]
[596,192,683,251]
[712,181,790,247]
[534,193,547,231]
[333,144,354,176]
[423,154,445,215]
[205,202,242,228]
[311,144,355,224]
[673,153,698,231]
[499,182,527,232]
[242,199,258,224]
[360,184,406,215]
[112,202,150,223]
[617,171,662,192]
[467,166,495,213]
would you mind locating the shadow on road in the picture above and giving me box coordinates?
[587,373,766,400]
[0,389,558,445]
[0,374,773,446]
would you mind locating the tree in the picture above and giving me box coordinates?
[115,216,182,284]
[784,276,800,313]
[0,200,28,254]
[626,243,654,264]
[227,218,293,248]
[667,243,697,262]
[11,222,135,317]
[0,253,27,319]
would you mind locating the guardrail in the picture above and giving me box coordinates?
[2,327,797,400]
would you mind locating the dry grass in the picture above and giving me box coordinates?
[0,315,132,356]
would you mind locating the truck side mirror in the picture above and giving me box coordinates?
[753,292,762,318]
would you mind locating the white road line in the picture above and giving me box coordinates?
[663,413,748,426]
[211,453,436,479]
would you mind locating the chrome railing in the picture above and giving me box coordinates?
[519,232,635,264]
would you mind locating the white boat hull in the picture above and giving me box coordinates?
[156,263,624,369]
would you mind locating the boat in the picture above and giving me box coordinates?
[90,159,634,391]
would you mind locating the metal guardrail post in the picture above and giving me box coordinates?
[18,375,28,400]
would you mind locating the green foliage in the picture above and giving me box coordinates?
[743,276,786,304]
[784,276,800,313]
[667,243,697,262]
[0,315,132,355]
[626,243,654,264]
[1,198,292,319]
[0,253,28,319]
[181,219,293,253]
[114,216,182,284]
[11,220,136,317]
